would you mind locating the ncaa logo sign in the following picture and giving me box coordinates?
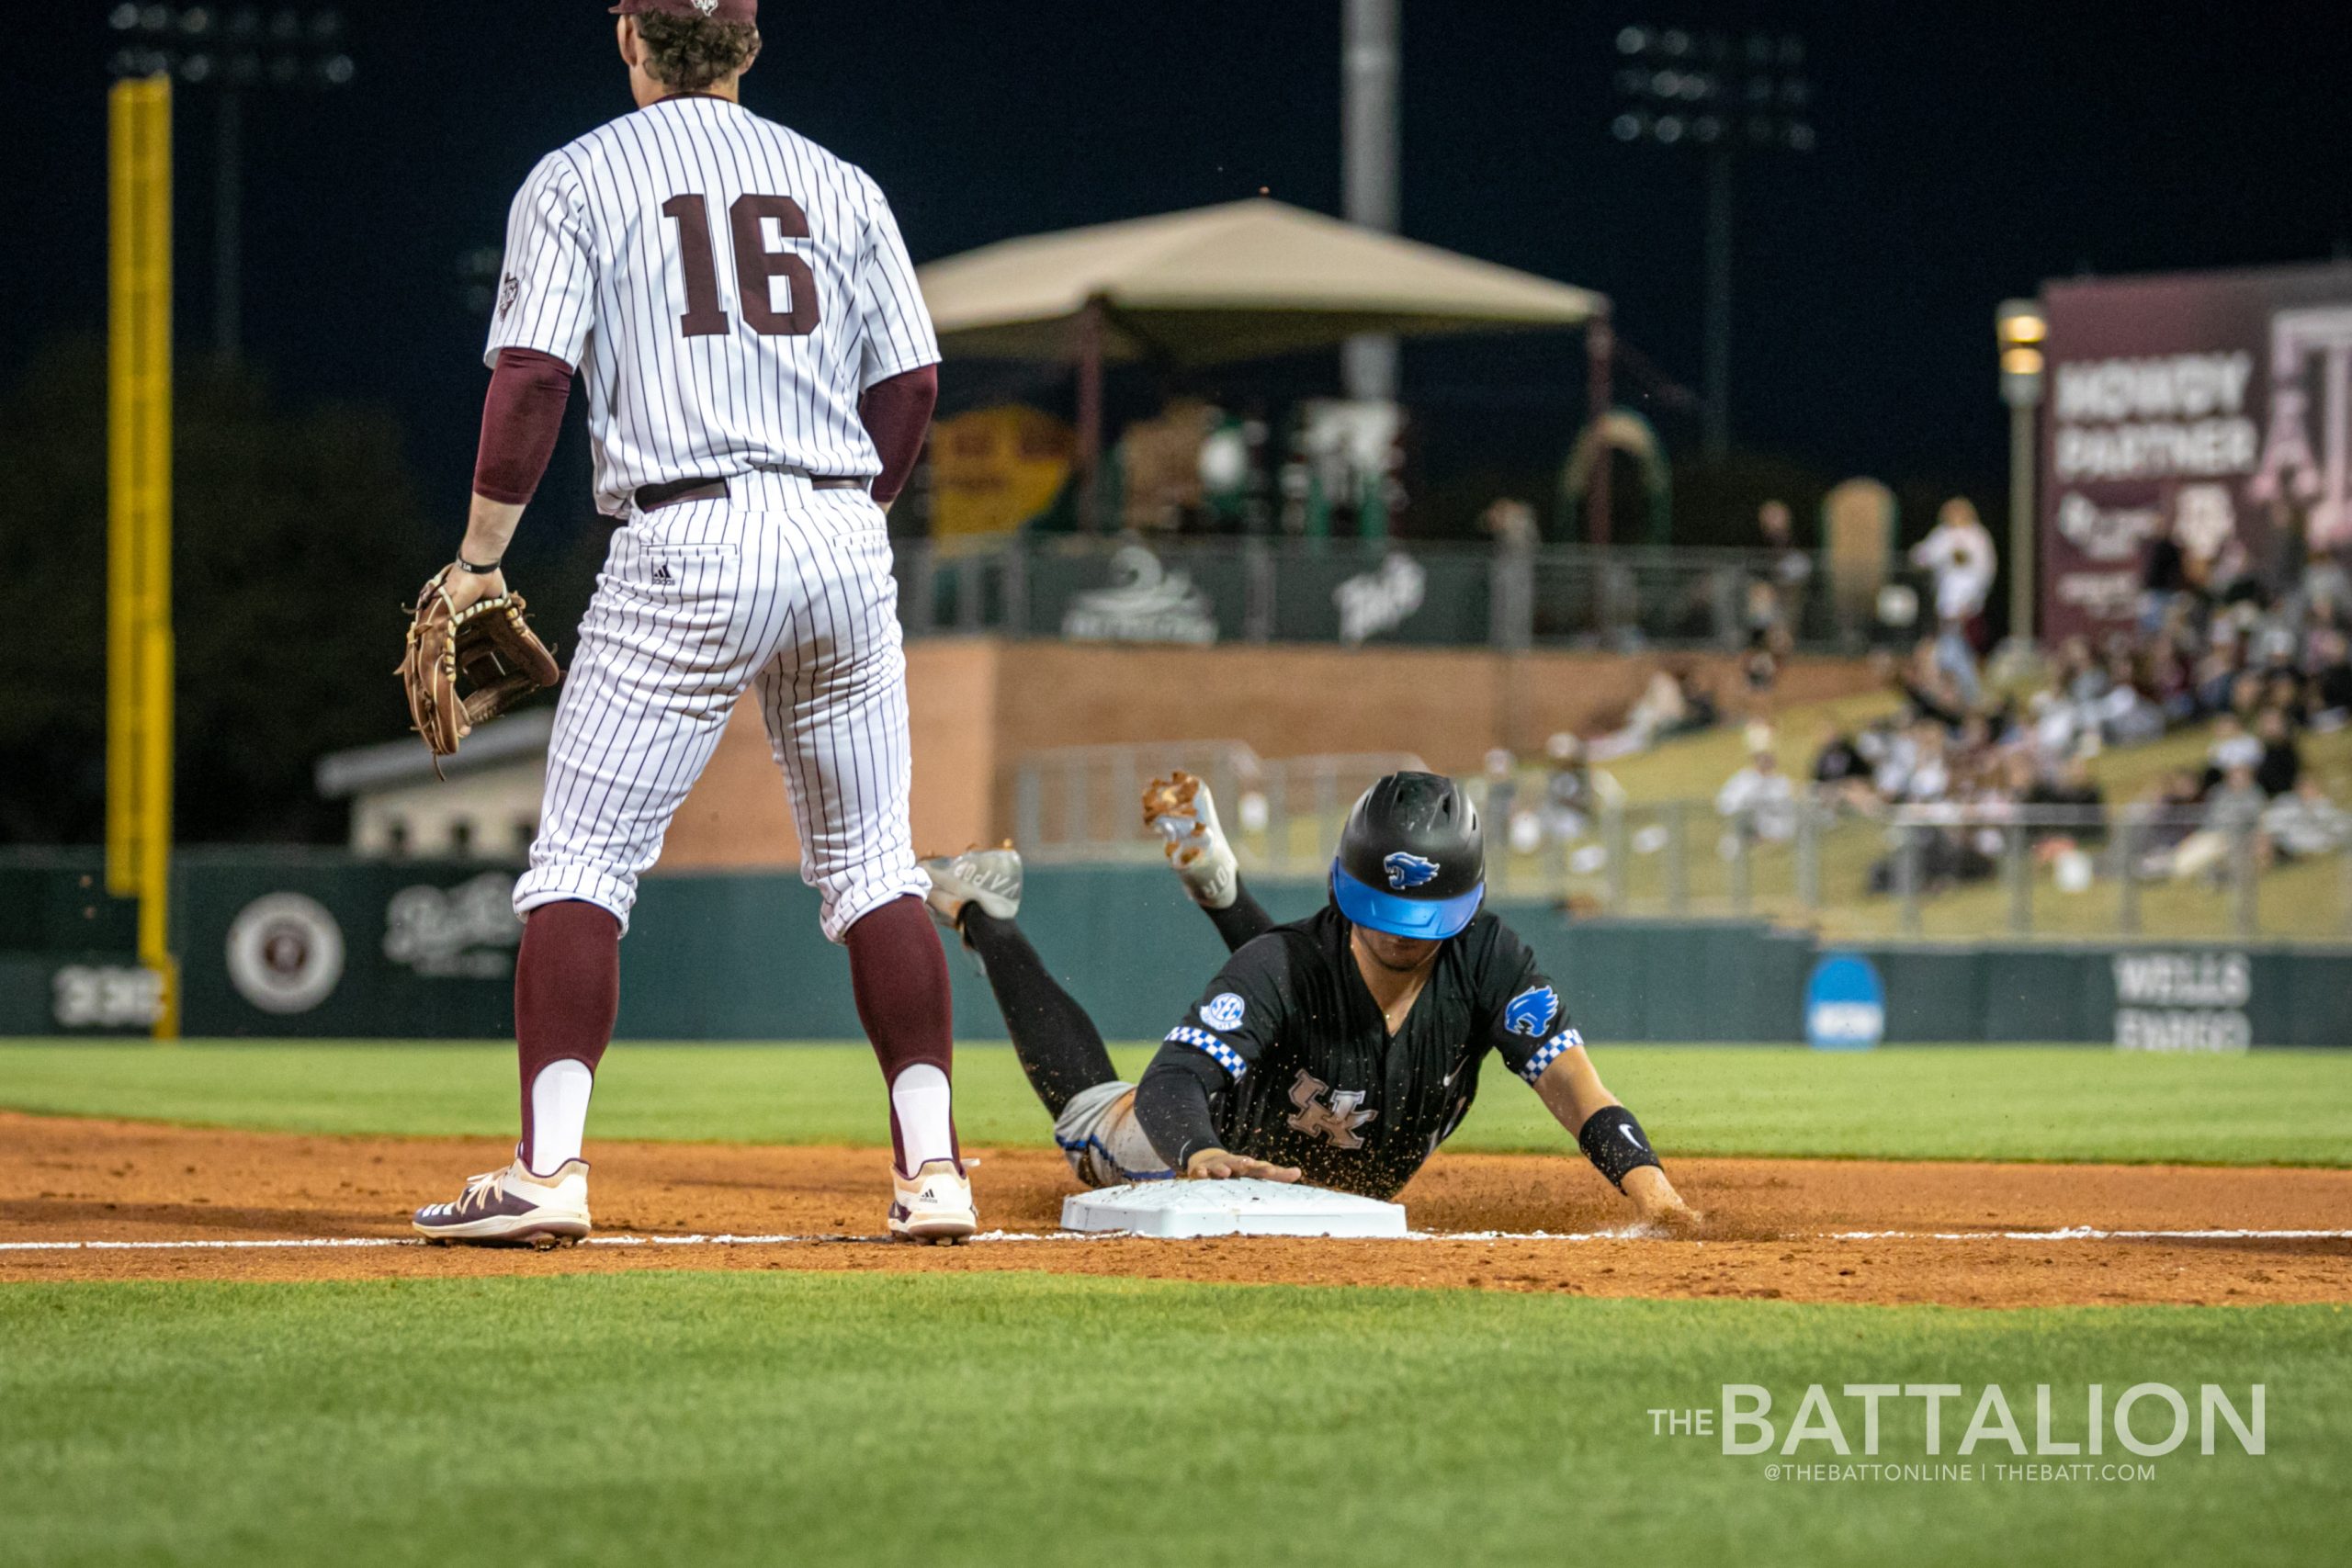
[1505,986,1559,1038]
[1805,953,1885,1051]
[1383,852,1440,890]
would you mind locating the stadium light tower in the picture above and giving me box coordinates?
[1342,0,1402,402]
[107,6,356,362]
[1997,299,2048,647]
[1610,25,1814,462]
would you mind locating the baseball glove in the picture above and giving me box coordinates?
[398,573,563,773]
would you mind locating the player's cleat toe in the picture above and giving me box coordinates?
[412,1157,592,1246]
[1143,771,1238,909]
[920,848,1023,929]
[888,1157,977,1243]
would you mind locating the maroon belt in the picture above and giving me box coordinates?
[635,471,865,512]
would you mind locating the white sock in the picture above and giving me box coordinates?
[890,1063,956,1173]
[526,1059,595,1177]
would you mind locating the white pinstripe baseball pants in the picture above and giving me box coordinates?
[514,471,927,942]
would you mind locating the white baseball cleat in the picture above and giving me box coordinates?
[920,847,1023,931]
[413,1157,591,1246]
[1142,771,1238,909]
[888,1158,978,1245]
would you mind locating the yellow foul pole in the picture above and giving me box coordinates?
[107,75,178,1039]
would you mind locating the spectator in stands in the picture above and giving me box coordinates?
[1883,718,1952,805]
[2024,750,2109,849]
[2025,690,2083,771]
[1758,500,1812,596]
[2200,714,2263,795]
[1483,748,1550,858]
[2309,627,2352,729]
[1540,733,1593,841]
[2227,669,2268,727]
[2055,636,2106,706]
[1716,742,1799,848]
[1892,640,1968,732]
[1589,667,1719,761]
[2142,525,2190,632]
[2265,776,2350,861]
[2147,643,2199,726]
[2095,649,2166,746]
[1810,717,1871,804]
[1742,500,1812,661]
[1908,497,1996,704]
[2254,706,2303,797]
[2129,770,2208,875]
[2262,668,2309,729]
[2170,761,2268,881]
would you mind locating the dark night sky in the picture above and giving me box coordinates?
[10,0,2352,530]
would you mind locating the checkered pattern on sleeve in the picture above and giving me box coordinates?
[1517,1028,1584,1084]
[1165,1026,1248,1079]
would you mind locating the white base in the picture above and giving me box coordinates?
[1060,1179,1408,1239]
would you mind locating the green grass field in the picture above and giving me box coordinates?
[4,1040,2346,1567]
[5,1040,2349,1165]
[1,1273,2339,1568]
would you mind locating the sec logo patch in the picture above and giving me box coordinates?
[1201,992,1247,1032]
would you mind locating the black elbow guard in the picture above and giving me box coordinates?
[1577,1106,1661,1190]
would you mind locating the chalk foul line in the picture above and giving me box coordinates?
[0,1226,2346,1254]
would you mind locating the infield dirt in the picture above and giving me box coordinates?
[2,1111,2345,1306]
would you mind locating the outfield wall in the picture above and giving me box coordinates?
[3,854,2345,1048]
[656,638,1885,871]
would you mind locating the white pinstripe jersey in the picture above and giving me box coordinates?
[487,94,939,518]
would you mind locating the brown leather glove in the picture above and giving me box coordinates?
[398,571,562,773]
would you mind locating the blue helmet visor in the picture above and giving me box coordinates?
[1330,863,1485,940]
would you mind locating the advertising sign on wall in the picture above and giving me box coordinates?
[2039,261,2352,643]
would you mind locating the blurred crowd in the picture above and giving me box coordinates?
[1463,488,2351,906]
[1793,573,2352,892]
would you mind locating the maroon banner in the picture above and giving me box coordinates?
[2039,261,2352,643]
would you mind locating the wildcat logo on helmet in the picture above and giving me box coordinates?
[1504,985,1559,1038]
[1383,852,1440,890]
[1200,992,1247,1032]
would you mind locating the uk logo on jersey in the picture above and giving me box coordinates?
[1383,852,1440,890]
[1505,985,1560,1038]
[1286,1069,1377,1149]
[1201,992,1247,1032]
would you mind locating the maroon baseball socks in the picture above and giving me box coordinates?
[845,895,962,1175]
[511,895,956,1179]
[513,900,622,1177]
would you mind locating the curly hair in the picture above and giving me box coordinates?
[635,13,761,92]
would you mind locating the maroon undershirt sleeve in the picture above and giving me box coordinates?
[859,364,938,505]
[472,347,576,506]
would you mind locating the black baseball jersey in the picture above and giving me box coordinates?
[1149,904,1579,1199]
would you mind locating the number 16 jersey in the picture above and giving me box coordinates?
[486,94,940,518]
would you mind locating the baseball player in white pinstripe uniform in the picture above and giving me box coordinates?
[414,0,975,1246]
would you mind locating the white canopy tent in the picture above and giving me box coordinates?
[914,198,1616,532]
[918,197,1605,364]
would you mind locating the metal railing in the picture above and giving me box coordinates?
[897,534,1851,651]
[1484,798,2352,942]
[1003,756,2352,942]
